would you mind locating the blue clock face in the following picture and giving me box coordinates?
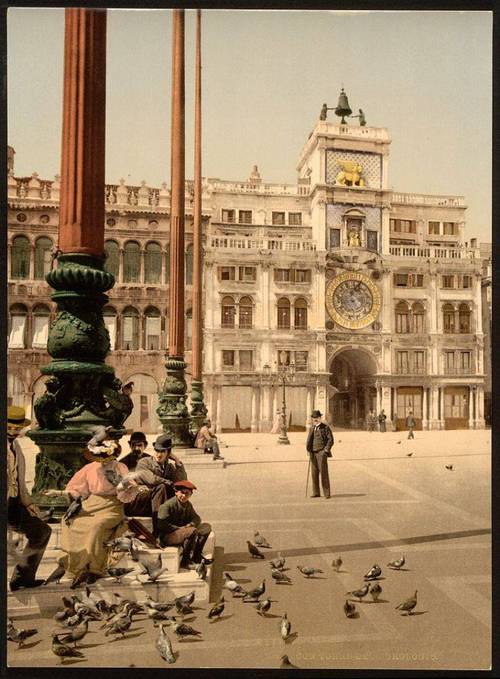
[326,272,381,330]
[333,280,373,320]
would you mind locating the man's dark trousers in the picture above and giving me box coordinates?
[8,497,51,583]
[310,451,331,497]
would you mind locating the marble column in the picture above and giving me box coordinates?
[422,386,428,429]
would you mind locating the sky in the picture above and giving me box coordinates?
[7,8,492,243]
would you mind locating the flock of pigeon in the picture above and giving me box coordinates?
[8,529,420,668]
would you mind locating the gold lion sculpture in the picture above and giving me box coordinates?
[335,160,365,187]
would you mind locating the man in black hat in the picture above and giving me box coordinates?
[7,405,52,590]
[156,480,212,568]
[120,431,149,470]
[123,433,187,535]
[306,410,334,499]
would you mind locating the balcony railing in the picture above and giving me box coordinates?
[209,237,316,252]
[389,245,478,260]
[392,192,465,208]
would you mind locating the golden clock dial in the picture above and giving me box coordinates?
[326,272,381,330]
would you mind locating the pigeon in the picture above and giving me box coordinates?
[280,654,299,669]
[297,565,323,578]
[175,601,194,616]
[104,536,135,552]
[406,452,413,457]
[104,467,123,487]
[331,557,343,572]
[38,507,54,521]
[254,531,272,548]
[156,624,176,663]
[44,564,66,585]
[175,591,195,608]
[58,610,85,629]
[387,556,405,570]
[272,568,292,584]
[106,567,135,583]
[243,580,266,601]
[196,560,207,580]
[247,541,265,559]
[7,619,38,648]
[223,572,245,596]
[395,590,418,615]
[58,618,89,647]
[344,600,357,618]
[101,603,134,630]
[280,612,291,640]
[364,564,382,580]
[147,608,177,623]
[255,598,272,616]
[269,553,286,570]
[207,596,225,620]
[369,582,382,602]
[396,441,402,445]
[140,558,168,582]
[172,622,202,641]
[63,496,82,526]
[105,608,133,638]
[346,584,369,602]
[445,465,454,471]
[51,634,85,664]
[145,596,175,612]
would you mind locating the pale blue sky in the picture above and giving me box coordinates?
[7,9,492,242]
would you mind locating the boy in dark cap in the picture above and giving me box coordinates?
[156,479,212,568]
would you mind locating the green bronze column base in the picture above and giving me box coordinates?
[157,355,194,447]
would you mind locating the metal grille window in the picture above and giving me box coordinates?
[443,222,457,235]
[238,210,252,224]
[221,296,236,328]
[272,212,285,226]
[239,297,253,328]
[294,298,308,329]
[11,235,30,279]
[123,241,141,282]
[277,298,291,329]
[394,274,409,287]
[330,228,341,249]
[461,275,472,289]
[144,242,162,284]
[34,236,53,279]
[104,240,120,278]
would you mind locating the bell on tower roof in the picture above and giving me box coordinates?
[335,87,352,124]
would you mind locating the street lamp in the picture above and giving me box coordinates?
[264,351,295,445]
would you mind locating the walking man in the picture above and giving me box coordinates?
[306,410,334,499]
[7,405,52,591]
[378,409,387,433]
[406,410,416,439]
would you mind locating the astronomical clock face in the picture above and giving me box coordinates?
[326,272,381,330]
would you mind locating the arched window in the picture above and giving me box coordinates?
[34,236,53,279]
[9,304,28,348]
[32,304,51,349]
[294,298,308,329]
[412,302,425,334]
[145,242,162,284]
[104,240,120,278]
[103,306,117,350]
[395,301,410,334]
[165,244,170,283]
[123,241,140,282]
[221,296,236,328]
[144,306,161,350]
[185,243,193,285]
[459,304,471,333]
[11,235,30,279]
[239,296,253,328]
[443,303,455,333]
[277,298,291,329]
[185,308,193,346]
[122,306,140,350]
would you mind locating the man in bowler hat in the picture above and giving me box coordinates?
[306,410,334,499]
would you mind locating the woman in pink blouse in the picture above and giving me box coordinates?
[45,435,139,587]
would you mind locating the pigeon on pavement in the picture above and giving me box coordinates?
[63,496,82,526]
[256,598,272,616]
[297,565,323,578]
[44,564,66,586]
[247,541,265,559]
[51,634,85,664]
[445,465,454,471]
[139,554,167,582]
[254,531,272,548]
[346,584,369,602]
[369,582,382,602]
[344,600,357,618]
[406,452,413,457]
[175,591,195,608]
[269,553,286,570]
[7,620,38,648]
[58,618,89,647]
[280,654,299,669]
[145,596,174,612]
[243,580,266,601]
[280,612,292,640]
[104,608,133,638]
[156,624,176,663]
[172,622,202,641]
[175,601,194,616]
[223,572,245,596]
[207,596,225,620]
[147,608,177,623]
[331,557,343,572]
[272,568,292,584]
[387,556,405,570]
[395,590,418,615]
[364,564,382,580]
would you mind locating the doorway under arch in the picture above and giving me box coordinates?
[328,348,378,429]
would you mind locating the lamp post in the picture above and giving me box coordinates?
[263,351,295,445]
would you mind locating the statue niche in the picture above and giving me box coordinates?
[335,160,365,187]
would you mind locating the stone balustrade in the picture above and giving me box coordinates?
[209,236,316,251]
[392,192,465,208]
[389,245,478,259]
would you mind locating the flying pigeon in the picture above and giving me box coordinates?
[280,654,299,669]
[51,634,85,664]
[344,600,356,618]
[255,598,272,616]
[7,619,38,648]
[156,624,176,663]
[254,531,272,548]
[331,557,343,572]
[172,622,202,641]
[297,565,323,578]
[364,564,382,580]
[280,612,292,640]
[269,553,286,570]
[247,541,265,559]
[387,556,405,570]
[63,496,82,526]
[346,584,370,602]
[106,567,135,583]
[369,582,382,602]
[272,568,292,584]
[207,596,225,620]
[395,590,418,615]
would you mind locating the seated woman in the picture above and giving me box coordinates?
[44,429,139,588]
[194,419,223,460]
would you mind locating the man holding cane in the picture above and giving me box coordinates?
[306,410,334,499]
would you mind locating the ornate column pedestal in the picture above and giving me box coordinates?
[157,355,193,447]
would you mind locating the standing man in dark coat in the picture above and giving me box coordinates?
[306,410,334,499]
[406,411,416,439]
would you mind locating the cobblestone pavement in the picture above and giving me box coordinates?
[8,429,491,670]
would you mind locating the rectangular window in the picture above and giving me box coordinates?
[103,315,117,351]
[428,221,440,235]
[442,275,455,289]
[294,351,308,371]
[402,220,416,233]
[396,351,409,374]
[145,316,160,350]
[221,209,235,223]
[239,266,256,282]
[330,228,341,249]
[239,350,253,371]
[274,268,291,282]
[390,219,401,232]
[238,210,252,224]
[443,222,456,235]
[461,275,472,289]
[295,269,311,283]
[220,266,235,280]
[32,315,49,348]
[9,315,26,349]
[414,351,425,374]
[222,350,235,368]
[272,212,285,226]
[294,306,307,330]
[367,230,378,252]
[410,274,424,287]
[394,273,408,287]
[396,311,409,334]
[445,351,455,373]
[288,212,302,226]
[123,316,134,344]
[460,351,471,372]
